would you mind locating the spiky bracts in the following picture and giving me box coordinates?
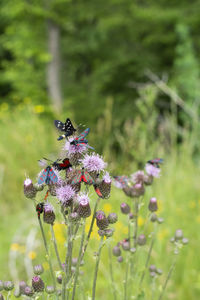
[32,276,44,292]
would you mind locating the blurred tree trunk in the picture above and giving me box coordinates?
[47,19,62,113]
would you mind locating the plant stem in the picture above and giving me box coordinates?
[108,246,117,300]
[81,197,100,260]
[124,254,130,300]
[158,258,177,300]
[71,220,86,300]
[6,291,11,300]
[133,198,139,247]
[139,233,155,287]
[50,225,63,270]
[92,236,105,300]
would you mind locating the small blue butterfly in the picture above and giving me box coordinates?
[38,166,58,185]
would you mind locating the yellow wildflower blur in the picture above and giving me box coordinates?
[103,203,112,213]
[33,105,45,114]
[43,262,49,271]
[53,222,66,245]
[158,228,169,241]
[138,216,145,227]
[10,243,20,251]
[28,251,37,260]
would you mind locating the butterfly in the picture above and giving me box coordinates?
[38,166,58,185]
[36,202,44,219]
[70,128,94,149]
[53,158,72,171]
[54,118,76,141]
[113,175,129,188]
[147,158,163,168]
[71,168,94,185]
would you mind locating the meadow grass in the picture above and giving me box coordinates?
[0,105,199,299]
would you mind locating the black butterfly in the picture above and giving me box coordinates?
[54,118,76,140]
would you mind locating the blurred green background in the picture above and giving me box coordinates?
[0,0,200,299]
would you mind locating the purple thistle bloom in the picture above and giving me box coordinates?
[81,153,107,172]
[24,178,32,186]
[131,171,145,184]
[103,172,112,184]
[77,193,90,206]
[56,185,75,206]
[43,202,55,224]
[64,139,87,154]
[145,163,161,178]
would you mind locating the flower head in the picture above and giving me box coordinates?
[81,153,107,172]
[130,171,145,184]
[145,164,161,178]
[64,139,87,155]
[43,203,55,225]
[77,194,91,218]
[32,276,44,292]
[103,172,112,184]
[56,185,75,207]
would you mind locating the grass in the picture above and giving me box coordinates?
[0,104,200,299]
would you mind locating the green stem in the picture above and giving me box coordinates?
[124,254,130,300]
[92,236,105,300]
[71,220,86,300]
[50,225,63,270]
[139,234,155,287]
[81,198,100,260]
[158,258,177,300]
[133,198,139,248]
[6,291,11,300]
[108,246,117,300]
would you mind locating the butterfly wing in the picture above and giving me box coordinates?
[47,167,58,184]
[113,175,129,188]
[82,171,94,185]
[65,118,76,137]
[94,185,103,197]
[71,170,82,184]
[77,128,90,141]
[54,120,66,132]
[38,168,48,184]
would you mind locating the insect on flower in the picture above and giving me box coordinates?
[71,168,94,185]
[54,118,76,140]
[70,128,94,149]
[147,158,163,168]
[39,157,72,171]
[38,166,58,185]
[36,202,44,219]
[113,175,129,188]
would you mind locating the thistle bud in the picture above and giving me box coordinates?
[175,229,183,241]
[149,265,157,272]
[33,264,44,275]
[144,175,153,186]
[130,247,136,254]
[24,178,37,199]
[107,213,118,224]
[150,271,156,277]
[77,195,91,218]
[148,197,158,212]
[34,183,44,192]
[24,286,34,297]
[96,211,109,230]
[137,234,146,246]
[46,286,55,294]
[156,268,163,275]
[104,228,114,237]
[69,212,80,223]
[112,246,121,257]
[117,256,123,263]
[150,213,157,222]
[3,281,14,291]
[122,241,130,251]
[120,203,130,215]
[129,213,134,219]
[32,276,44,292]
[132,183,145,197]
[99,173,112,198]
[157,217,164,224]
[43,203,55,225]
[182,237,189,245]
[56,275,62,284]
[98,230,105,237]
[19,281,27,294]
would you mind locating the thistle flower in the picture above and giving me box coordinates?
[33,264,44,275]
[56,184,75,207]
[112,246,121,257]
[24,178,37,199]
[131,171,145,184]
[77,194,91,218]
[145,163,161,178]
[24,286,34,297]
[96,210,109,230]
[81,153,107,174]
[137,234,146,246]
[148,197,158,212]
[122,241,130,251]
[64,139,87,155]
[43,202,55,225]
[69,212,80,223]
[32,276,44,292]
[131,183,145,197]
[3,281,14,291]
[107,213,118,224]
[120,203,130,214]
